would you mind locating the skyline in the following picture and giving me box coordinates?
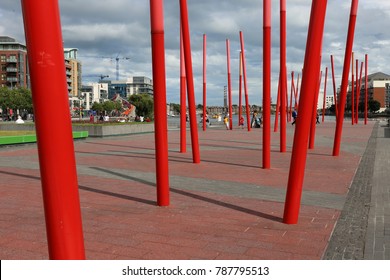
[1,1,390,106]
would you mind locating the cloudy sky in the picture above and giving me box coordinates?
[1,0,390,106]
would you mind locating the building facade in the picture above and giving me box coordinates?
[100,76,153,99]
[0,36,29,88]
[64,48,82,97]
[349,72,390,112]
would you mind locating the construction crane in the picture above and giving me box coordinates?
[114,55,130,80]
[79,54,130,80]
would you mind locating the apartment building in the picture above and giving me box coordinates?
[64,48,82,97]
[0,36,29,88]
[100,76,153,99]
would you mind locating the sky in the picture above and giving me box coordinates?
[1,0,390,106]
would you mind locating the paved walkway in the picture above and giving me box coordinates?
[0,119,387,259]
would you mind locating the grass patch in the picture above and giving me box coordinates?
[0,131,35,136]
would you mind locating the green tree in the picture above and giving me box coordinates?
[91,102,104,113]
[368,99,381,113]
[170,103,180,115]
[129,94,154,118]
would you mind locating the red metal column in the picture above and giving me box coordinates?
[289,72,294,122]
[263,0,271,169]
[274,78,280,132]
[279,0,287,152]
[238,52,243,126]
[351,52,355,125]
[322,67,328,122]
[356,61,363,124]
[283,0,328,224]
[239,31,251,131]
[226,39,233,130]
[364,54,368,125]
[203,34,207,131]
[180,0,200,163]
[180,23,187,153]
[333,0,359,156]
[309,71,322,150]
[150,0,170,206]
[21,0,85,259]
[330,55,338,119]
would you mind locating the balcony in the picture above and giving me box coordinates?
[6,67,17,72]
[6,58,17,63]
[6,77,18,82]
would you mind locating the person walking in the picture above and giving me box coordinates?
[292,109,298,125]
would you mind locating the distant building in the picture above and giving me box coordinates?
[79,83,109,111]
[100,76,153,99]
[0,36,29,88]
[64,48,82,97]
[317,92,335,110]
[349,72,390,112]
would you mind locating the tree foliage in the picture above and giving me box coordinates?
[128,94,154,118]
[0,87,33,114]
[368,99,381,113]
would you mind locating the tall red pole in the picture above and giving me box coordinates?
[180,0,200,163]
[263,0,271,169]
[289,71,294,122]
[330,55,338,119]
[333,0,359,156]
[238,52,243,126]
[283,0,328,224]
[150,0,170,206]
[226,39,233,130]
[180,23,186,153]
[322,67,328,122]
[356,61,363,124]
[309,71,322,150]
[274,77,280,132]
[364,54,368,125]
[203,34,207,131]
[295,73,300,108]
[239,31,251,131]
[21,0,85,259]
[351,52,355,125]
[279,0,287,152]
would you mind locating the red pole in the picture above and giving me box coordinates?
[289,71,294,122]
[295,73,300,108]
[203,34,207,131]
[333,0,359,156]
[21,0,85,259]
[322,67,328,122]
[274,77,280,132]
[180,23,186,153]
[180,0,200,163]
[283,0,328,224]
[239,31,251,131]
[238,52,243,126]
[364,54,368,125]
[150,0,170,206]
[309,71,322,150]
[279,0,287,152]
[330,55,338,118]
[351,52,355,125]
[356,61,363,124]
[226,39,233,130]
[263,0,271,169]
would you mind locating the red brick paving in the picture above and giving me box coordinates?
[0,121,374,259]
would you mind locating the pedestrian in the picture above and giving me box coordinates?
[316,112,320,124]
[224,115,229,130]
[239,116,245,129]
[251,111,258,128]
[292,109,297,125]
